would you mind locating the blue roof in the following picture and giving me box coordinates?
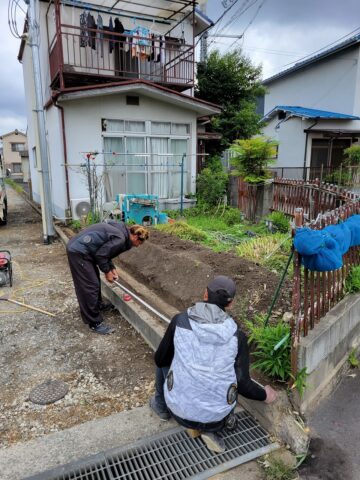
[263,34,360,85]
[262,106,360,122]
[195,7,213,26]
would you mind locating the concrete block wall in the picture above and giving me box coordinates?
[297,294,360,413]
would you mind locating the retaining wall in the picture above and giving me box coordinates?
[297,293,360,413]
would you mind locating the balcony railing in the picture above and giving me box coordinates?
[49,24,195,91]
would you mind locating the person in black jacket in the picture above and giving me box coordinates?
[67,222,148,334]
[149,275,277,453]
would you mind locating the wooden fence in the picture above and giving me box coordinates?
[272,178,358,220]
[288,186,360,374]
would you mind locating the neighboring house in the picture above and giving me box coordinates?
[0,131,28,181]
[261,34,360,179]
[18,0,220,220]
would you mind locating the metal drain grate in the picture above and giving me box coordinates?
[26,411,278,480]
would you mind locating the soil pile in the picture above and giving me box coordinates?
[119,229,292,321]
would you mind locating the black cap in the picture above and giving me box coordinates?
[207,275,236,305]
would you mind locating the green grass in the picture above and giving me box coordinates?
[5,178,24,194]
[158,207,292,271]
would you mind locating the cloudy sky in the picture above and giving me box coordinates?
[1,0,360,134]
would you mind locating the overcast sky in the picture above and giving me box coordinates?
[1,0,360,134]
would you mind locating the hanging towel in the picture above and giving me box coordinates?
[97,14,104,58]
[109,17,114,53]
[79,10,87,47]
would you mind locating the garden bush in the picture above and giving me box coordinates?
[246,316,291,381]
[196,156,228,207]
[345,265,360,293]
[267,211,290,233]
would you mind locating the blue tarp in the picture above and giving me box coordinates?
[294,215,360,272]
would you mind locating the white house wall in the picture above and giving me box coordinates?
[56,93,197,218]
[21,42,41,202]
[264,47,360,116]
[263,117,360,172]
[262,117,307,175]
[45,105,68,219]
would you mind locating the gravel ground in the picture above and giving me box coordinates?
[0,187,155,448]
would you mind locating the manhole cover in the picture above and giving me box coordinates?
[29,380,69,405]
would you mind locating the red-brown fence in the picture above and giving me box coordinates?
[272,178,358,220]
[288,187,360,374]
[237,178,259,221]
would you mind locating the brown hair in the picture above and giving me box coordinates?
[129,225,149,242]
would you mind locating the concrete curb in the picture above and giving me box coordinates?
[54,225,309,454]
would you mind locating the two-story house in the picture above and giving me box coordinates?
[0,130,28,181]
[18,0,220,220]
[261,34,360,179]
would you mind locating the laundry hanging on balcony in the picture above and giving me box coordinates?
[294,215,360,271]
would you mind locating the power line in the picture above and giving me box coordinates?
[223,0,267,53]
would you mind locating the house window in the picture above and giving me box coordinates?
[12,163,22,173]
[32,147,38,168]
[11,143,26,152]
[310,138,351,179]
[151,122,171,135]
[103,119,190,199]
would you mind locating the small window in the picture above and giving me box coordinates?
[126,95,139,106]
[124,121,145,133]
[105,120,124,132]
[32,146,37,168]
[151,122,171,134]
[171,123,190,135]
[12,163,22,173]
[11,143,26,152]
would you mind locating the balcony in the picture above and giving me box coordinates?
[49,24,195,92]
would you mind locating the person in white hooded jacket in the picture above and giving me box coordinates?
[149,275,277,453]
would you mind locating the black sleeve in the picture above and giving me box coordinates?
[235,328,267,401]
[93,235,127,273]
[154,314,178,368]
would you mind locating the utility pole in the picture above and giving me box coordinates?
[27,0,55,243]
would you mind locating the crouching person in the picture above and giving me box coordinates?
[149,275,277,453]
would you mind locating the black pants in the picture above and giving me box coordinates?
[67,251,103,327]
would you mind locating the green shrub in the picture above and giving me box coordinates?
[346,265,360,293]
[324,169,355,186]
[196,167,228,207]
[156,221,208,242]
[222,207,242,226]
[344,145,360,165]
[267,211,290,233]
[246,317,291,381]
[230,137,278,183]
[70,219,82,232]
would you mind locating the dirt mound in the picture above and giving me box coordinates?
[119,229,292,322]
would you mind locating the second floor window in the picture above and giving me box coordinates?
[11,143,26,152]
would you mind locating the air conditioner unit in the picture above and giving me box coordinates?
[70,198,91,220]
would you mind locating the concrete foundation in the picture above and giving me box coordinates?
[297,294,360,413]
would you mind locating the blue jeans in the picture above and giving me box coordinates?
[154,366,170,413]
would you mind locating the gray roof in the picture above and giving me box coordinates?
[263,34,360,85]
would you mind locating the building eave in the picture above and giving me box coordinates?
[56,80,221,116]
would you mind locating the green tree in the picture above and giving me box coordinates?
[196,49,265,148]
[230,137,278,183]
[344,145,360,165]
